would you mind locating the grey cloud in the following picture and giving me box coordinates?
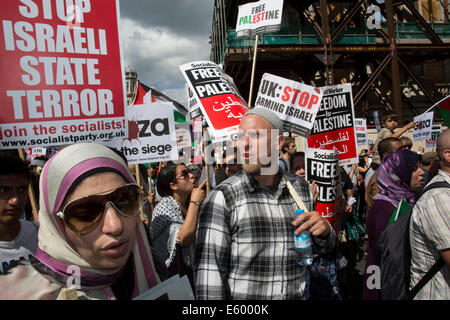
[119,0,214,38]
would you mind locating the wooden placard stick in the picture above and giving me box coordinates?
[148,167,154,214]
[134,164,145,223]
[18,148,39,222]
[202,126,211,195]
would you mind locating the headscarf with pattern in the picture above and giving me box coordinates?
[374,149,422,207]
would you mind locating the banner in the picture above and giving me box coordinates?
[425,124,441,149]
[0,0,127,149]
[355,118,368,146]
[305,148,339,227]
[179,61,249,143]
[24,147,46,161]
[186,84,202,119]
[103,101,178,165]
[254,73,323,137]
[236,0,284,37]
[307,83,358,166]
[413,111,434,141]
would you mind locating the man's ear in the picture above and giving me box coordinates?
[443,149,450,165]
[278,135,284,152]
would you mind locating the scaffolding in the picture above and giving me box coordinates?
[209,0,450,125]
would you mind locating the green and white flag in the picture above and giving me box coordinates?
[388,198,412,224]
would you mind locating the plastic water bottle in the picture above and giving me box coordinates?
[293,209,313,266]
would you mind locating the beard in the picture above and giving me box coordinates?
[243,161,275,176]
[242,163,261,175]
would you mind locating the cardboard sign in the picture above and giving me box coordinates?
[186,84,202,119]
[236,0,284,37]
[103,101,178,165]
[179,61,249,143]
[413,112,434,141]
[0,0,127,149]
[254,73,323,137]
[307,83,358,166]
[175,122,191,149]
[355,118,368,146]
[425,124,441,149]
[305,148,339,226]
[24,147,46,161]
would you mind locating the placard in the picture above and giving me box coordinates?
[413,112,434,141]
[179,61,248,143]
[305,147,339,227]
[236,0,284,37]
[0,0,127,149]
[307,83,358,166]
[103,101,178,164]
[254,73,323,137]
[425,124,441,149]
[355,118,368,146]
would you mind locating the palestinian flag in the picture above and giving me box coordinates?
[131,80,188,123]
[435,95,450,127]
[389,198,412,224]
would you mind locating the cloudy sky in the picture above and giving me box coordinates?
[119,0,215,106]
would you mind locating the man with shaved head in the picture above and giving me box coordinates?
[409,128,450,299]
[194,108,336,300]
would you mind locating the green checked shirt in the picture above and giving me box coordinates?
[193,170,336,300]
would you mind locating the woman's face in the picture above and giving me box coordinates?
[410,161,425,191]
[172,165,194,195]
[64,172,139,269]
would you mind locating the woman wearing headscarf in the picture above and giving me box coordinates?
[0,143,165,300]
[362,149,425,300]
[150,163,206,289]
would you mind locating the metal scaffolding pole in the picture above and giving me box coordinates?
[385,0,403,122]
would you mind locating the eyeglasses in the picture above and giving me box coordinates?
[57,184,141,235]
[175,169,191,181]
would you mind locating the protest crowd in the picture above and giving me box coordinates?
[0,0,449,302]
[1,107,449,300]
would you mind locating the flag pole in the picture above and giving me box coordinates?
[423,95,450,114]
[248,34,259,108]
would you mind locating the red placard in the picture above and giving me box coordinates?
[0,0,127,148]
[307,83,358,166]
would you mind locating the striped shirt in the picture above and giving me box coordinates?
[194,170,336,300]
[410,169,450,299]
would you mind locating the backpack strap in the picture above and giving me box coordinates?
[415,181,450,200]
[406,180,450,299]
[408,258,445,299]
[279,157,290,172]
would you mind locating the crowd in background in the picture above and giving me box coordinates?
[0,110,449,300]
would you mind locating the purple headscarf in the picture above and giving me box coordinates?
[374,149,422,207]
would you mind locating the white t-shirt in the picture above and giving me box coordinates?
[0,219,39,273]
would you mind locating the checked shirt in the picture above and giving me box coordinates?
[194,170,336,300]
